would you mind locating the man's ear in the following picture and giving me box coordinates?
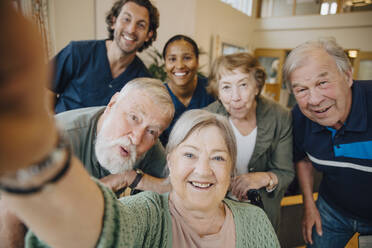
[104,92,120,116]
[110,17,117,30]
[145,30,153,42]
[345,69,354,87]
[166,154,172,171]
[98,92,119,132]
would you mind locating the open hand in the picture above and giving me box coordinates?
[0,3,57,175]
[302,202,322,245]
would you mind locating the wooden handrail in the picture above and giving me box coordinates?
[281,193,318,206]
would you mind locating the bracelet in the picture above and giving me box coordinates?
[0,133,71,194]
[265,173,277,193]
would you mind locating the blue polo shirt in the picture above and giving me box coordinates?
[159,76,215,146]
[292,80,372,223]
[52,40,150,114]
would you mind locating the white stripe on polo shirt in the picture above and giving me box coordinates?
[307,153,372,173]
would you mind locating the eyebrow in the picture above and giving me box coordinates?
[220,76,250,84]
[318,72,328,78]
[122,12,148,25]
[292,72,329,88]
[181,144,228,153]
[167,52,194,57]
[134,110,162,131]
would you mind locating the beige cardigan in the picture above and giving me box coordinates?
[204,96,295,231]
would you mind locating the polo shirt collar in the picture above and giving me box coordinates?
[311,82,367,133]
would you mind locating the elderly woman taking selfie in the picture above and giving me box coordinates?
[3,110,280,246]
[205,53,295,231]
[0,5,279,246]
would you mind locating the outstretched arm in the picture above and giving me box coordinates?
[0,3,104,247]
[100,171,171,194]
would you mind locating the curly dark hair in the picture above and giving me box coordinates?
[105,0,159,52]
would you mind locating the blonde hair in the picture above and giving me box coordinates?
[207,53,266,99]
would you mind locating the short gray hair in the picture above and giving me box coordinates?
[283,37,352,92]
[166,109,237,175]
[119,77,174,120]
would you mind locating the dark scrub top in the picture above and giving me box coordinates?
[160,76,215,146]
[52,39,150,114]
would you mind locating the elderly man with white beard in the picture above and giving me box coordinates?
[55,77,174,195]
[0,75,174,248]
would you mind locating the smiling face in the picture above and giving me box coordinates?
[290,49,353,129]
[218,69,259,120]
[164,39,199,89]
[168,125,232,212]
[95,89,171,174]
[111,1,153,55]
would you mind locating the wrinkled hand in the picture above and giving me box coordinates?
[230,172,270,201]
[302,202,322,245]
[0,3,56,175]
[99,170,137,192]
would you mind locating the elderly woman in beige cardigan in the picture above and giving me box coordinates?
[205,52,295,231]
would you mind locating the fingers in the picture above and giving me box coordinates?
[231,176,250,201]
[315,216,323,238]
[302,220,313,245]
[302,211,322,245]
[0,2,56,175]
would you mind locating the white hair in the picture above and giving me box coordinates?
[283,37,352,92]
[166,109,237,176]
[118,77,175,121]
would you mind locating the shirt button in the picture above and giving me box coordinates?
[108,84,112,88]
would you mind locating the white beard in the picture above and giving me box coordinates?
[95,134,137,174]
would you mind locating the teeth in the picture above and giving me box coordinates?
[191,182,211,188]
[315,106,330,113]
[124,35,134,41]
[174,72,186,76]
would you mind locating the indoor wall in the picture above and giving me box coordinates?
[48,0,372,73]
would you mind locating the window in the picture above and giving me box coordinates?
[321,1,338,15]
[259,0,372,17]
[260,0,321,17]
[221,0,253,16]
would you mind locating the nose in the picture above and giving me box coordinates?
[231,86,241,101]
[129,126,145,146]
[175,58,184,69]
[308,88,323,106]
[126,21,136,34]
[194,156,213,176]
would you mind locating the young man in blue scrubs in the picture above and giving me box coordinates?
[284,38,372,248]
[51,0,159,113]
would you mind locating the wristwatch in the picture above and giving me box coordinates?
[128,169,144,190]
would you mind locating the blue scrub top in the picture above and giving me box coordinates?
[160,76,215,146]
[52,40,150,113]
